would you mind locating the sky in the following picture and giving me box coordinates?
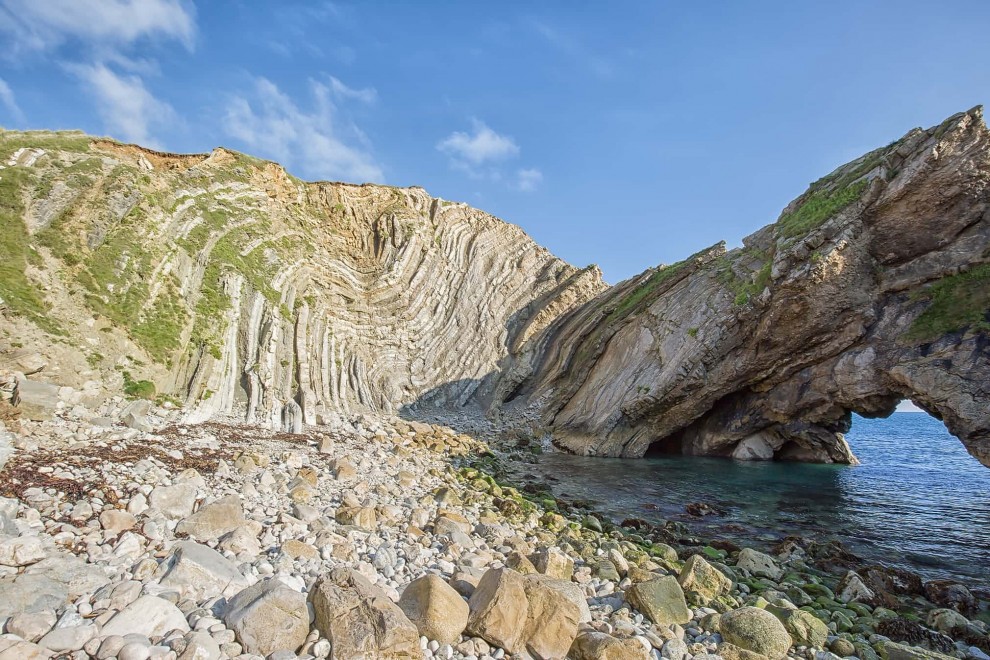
[1,1,989,284]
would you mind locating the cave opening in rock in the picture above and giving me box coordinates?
[644,432,684,457]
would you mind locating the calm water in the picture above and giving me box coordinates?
[517,413,990,585]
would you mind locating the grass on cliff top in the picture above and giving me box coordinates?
[905,264,990,340]
[0,168,64,335]
[775,179,869,239]
[605,260,688,325]
[715,248,773,305]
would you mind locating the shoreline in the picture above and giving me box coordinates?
[0,403,987,660]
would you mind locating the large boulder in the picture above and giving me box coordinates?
[570,631,652,659]
[880,641,958,660]
[735,548,783,580]
[175,495,244,541]
[836,570,877,604]
[626,575,692,626]
[12,379,59,421]
[767,605,828,648]
[719,606,793,660]
[0,574,68,618]
[223,578,309,656]
[678,554,732,605]
[398,574,469,645]
[309,567,420,658]
[0,535,48,567]
[101,595,190,638]
[467,567,582,658]
[923,580,977,614]
[466,567,528,652]
[155,541,251,602]
[148,483,198,520]
[529,546,574,581]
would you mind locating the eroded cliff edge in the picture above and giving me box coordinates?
[1,108,988,466]
[490,107,990,467]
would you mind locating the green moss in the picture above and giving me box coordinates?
[687,327,699,338]
[0,168,64,335]
[121,370,156,400]
[905,264,990,340]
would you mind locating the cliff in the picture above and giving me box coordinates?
[490,107,990,468]
[2,107,988,466]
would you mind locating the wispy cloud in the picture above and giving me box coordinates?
[0,0,193,145]
[0,78,25,124]
[438,120,541,191]
[529,19,612,78]
[328,76,376,104]
[225,76,384,183]
[437,119,520,167]
[0,0,195,55]
[513,168,544,192]
[67,63,175,146]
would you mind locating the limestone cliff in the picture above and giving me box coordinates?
[0,132,605,427]
[490,107,990,467]
[2,108,989,467]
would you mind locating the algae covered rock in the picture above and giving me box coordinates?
[678,553,732,605]
[627,575,692,626]
[719,606,793,660]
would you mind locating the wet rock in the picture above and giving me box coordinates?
[398,573,469,645]
[735,548,783,580]
[923,580,977,613]
[309,567,420,659]
[223,578,309,656]
[880,640,958,660]
[626,575,692,626]
[719,606,793,660]
[836,570,876,604]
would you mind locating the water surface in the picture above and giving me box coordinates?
[517,413,990,584]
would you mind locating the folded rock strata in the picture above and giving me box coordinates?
[1,107,989,466]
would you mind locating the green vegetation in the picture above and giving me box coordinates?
[687,327,699,338]
[0,131,91,162]
[715,248,773,306]
[121,370,156,400]
[775,180,869,239]
[904,264,990,340]
[131,279,188,365]
[0,168,64,335]
[605,260,688,325]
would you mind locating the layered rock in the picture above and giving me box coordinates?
[3,107,990,466]
[489,107,990,467]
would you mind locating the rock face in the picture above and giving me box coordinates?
[489,106,990,467]
[3,108,990,465]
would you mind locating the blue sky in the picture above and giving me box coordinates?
[1,1,989,283]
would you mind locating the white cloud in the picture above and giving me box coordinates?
[328,76,376,104]
[437,120,520,166]
[67,63,175,146]
[0,0,195,54]
[224,77,384,183]
[0,78,24,123]
[513,168,543,192]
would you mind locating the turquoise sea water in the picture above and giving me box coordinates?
[522,413,990,585]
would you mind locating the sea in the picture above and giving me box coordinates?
[518,413,990,585]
